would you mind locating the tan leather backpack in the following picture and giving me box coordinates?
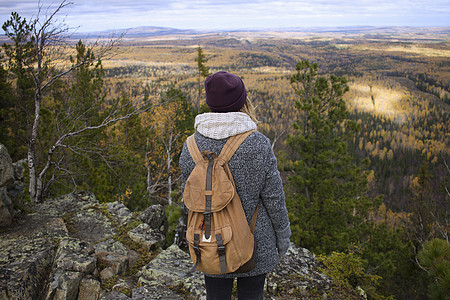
[183,130,258,274]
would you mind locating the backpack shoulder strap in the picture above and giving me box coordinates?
[186,134,203,164]
[219,130,256,163]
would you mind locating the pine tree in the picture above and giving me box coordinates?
[286,60,378,254]
[1,12,35,160]
[194,45,211,113]
[2,5,151,202]
[417,238,450,300]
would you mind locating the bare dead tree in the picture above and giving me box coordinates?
[3,1,157,202]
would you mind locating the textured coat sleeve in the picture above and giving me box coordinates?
[179,142,190,195]
[259,138,291,255]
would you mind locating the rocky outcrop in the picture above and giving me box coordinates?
[0,144,14,189]
[0,139,356,300]
[137,204,168,234]
[0,191,173,300]
[0,144,25,226]
[45,237,99,300]
[127,223,166,251]
[106,202,133,226]
[0,214,68,299]
[137,244,205,299]
[267,246,333,298]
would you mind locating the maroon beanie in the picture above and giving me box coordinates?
[205,71,247,112]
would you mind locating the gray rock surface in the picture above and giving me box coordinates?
[106,201,133,225]
[94,239,128,256]
[12,159,26,181]
[139,244,205,300]
[0,189,12,226]
[0,214,68,300]
[137,204,168,233]
[52,238,97,274]
[0,144,14,189]
[0,145,25,226]
[131,282,184,300]
[267,245,333,298]
[127,223,165,251]
[78,277,103,300]
[45,271,84,300]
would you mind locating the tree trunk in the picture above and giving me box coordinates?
[28,88,42,203]
[197,72,201,114]
[167,134,173,205]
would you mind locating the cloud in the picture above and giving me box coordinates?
[0,0,448,32]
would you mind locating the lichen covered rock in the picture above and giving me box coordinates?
[0,144,14,189]
[127,223,165,251]
[0,214,68,300]
[78,277,103,300]
[139,244,205,299]
[137,204,168,233]
[53,238,97,274]
[106,202,133,225]
[266,244,333,299]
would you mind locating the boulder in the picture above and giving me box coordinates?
[45,237,97,299]
[97,253,129,277]
[131,281,184,299]
[35,191,100,218]
[94,238,132,278]
[106,201,133,225]
[139,244,205,300]
[52,238,97,274]
[0,214,68,300]
[266,244,333,298]
[78,277,103,300]
[12,159,26,181]
[137,204,168,233]
[35,192,117,244]
[0,190,12,226]
[6,181,24,212]
[127,223,165,251]
[94,239,128,256]
[0,144,14,189]
[45,271,83,300]
[70,207,117,244]
[100,291,130,300]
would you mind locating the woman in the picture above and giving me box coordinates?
[179,71,291,300]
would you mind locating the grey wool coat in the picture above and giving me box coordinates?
[179,130,291,278]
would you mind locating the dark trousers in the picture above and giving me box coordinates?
[204,273,266,300]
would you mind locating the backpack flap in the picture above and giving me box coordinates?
[183,158,235,212]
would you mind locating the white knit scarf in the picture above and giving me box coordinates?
[194,112,257,139]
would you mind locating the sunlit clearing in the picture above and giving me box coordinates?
[346,83,408,124]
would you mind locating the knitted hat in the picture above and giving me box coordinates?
[205,71,247,112]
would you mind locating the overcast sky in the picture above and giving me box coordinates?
[0,0,449,32]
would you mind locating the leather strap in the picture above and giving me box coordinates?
[216,233,227,274]
[189,233,201,273]
[204,154,214,239]
[250,204,259,233]
[186,134,203,164]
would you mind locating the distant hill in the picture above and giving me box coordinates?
[71,26,208,39]
[1,25,448,44]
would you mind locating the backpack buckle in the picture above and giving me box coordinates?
[217,245,226,256]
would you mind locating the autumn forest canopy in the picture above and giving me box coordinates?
[0,3,449,300]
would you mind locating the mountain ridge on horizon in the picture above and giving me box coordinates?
[71,24,450,39]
